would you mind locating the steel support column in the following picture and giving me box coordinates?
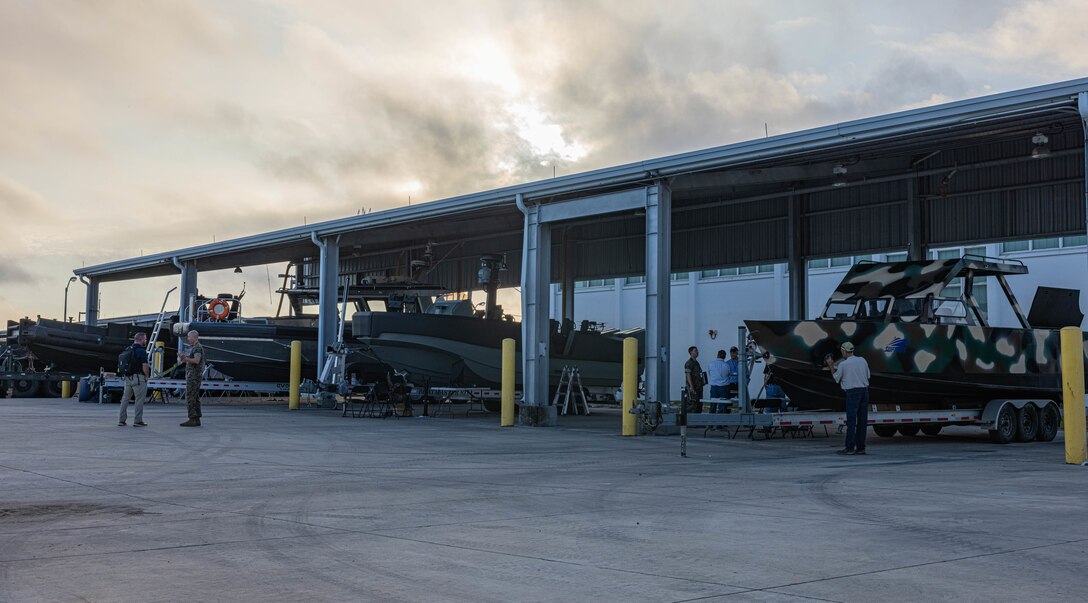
[84,277,99,326]
[520,196,552,411]
[177,260,198,322]
[645,183,671,407]
[314,234,340,380]
[560,228,575,325]
[787,195,807,320]
[906,178,928,260]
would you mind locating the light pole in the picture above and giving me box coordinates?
[63,276,77,322]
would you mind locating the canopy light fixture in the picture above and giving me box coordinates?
[1031,132,1050,159]
[831,163,849,187]
[234,267,243,274]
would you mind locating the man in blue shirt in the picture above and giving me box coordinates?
[724,346,740,398]
[118,332,150,427]
[707,350,729,412]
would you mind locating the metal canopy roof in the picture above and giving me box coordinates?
[76,77,1088,286]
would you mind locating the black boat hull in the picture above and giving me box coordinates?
[351,312,642,389]
[16,318,173,375]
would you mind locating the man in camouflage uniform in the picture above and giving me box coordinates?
[178,330,204,427]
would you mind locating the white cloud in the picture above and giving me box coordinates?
[907,0,1088,75]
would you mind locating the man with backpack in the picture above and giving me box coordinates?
[117,332,150,427]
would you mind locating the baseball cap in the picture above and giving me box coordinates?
[840,342,854,352]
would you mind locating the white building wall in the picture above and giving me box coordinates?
[555,245,1088,401]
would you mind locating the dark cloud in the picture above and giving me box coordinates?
[0,263,37,285]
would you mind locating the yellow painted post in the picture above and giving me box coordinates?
[622,337,638,436]
[61,380,71,399]
[501,338,515,427]
[1060,327,1087,464]
[289,340,302,410]
[154,341,165,377]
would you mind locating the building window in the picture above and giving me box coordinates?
[575,279,614,288]
[884,252,908,263]
[699,264,772,279]
[830,256,852,267]
[624,276,645,285]
[1001,240,1029,253]
[671,272,689,281]
[807,258,830,269]
[1003,236,1087,253]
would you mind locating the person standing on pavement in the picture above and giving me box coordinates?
[683,346,704,413]
[826,341,870,455]
[724,346,741,399]
[178,330,204,427]
[707,349,729,408]
[117,333,150,427]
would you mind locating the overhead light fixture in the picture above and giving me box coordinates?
[938,168,958,196]
[1031,132,1050,159]
[831,163,848,187]
[234,267,243,274]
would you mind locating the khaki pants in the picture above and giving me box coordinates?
[119,374,147,424]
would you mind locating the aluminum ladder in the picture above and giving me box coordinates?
[551,365,590,416]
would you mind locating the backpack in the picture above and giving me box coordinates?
[117,345,140,376]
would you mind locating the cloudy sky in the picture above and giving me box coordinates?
[2,0,1087,323]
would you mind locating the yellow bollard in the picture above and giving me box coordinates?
[289,340,302,410]
[154,341,164,377]
[61,380,71,399]
[1060,327,1087,464]
[622,337,638,436]
[501,338,515,427]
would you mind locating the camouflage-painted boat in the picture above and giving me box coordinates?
[746,256,1087,411]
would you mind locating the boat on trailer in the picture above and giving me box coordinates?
[745,255,1087,412]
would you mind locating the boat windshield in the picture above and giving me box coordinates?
[931,297,974,325]
[822,298,890,321]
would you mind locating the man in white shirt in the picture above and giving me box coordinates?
[826,341,870,455]
[707,350,729,412]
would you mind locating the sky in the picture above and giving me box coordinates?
[2,0,1088,323]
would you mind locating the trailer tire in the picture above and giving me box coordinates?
[920,424,942,436]
[0,382,8,398]
[873,425,898,438]
[898,424,921,437]
[41,379,63,398]
[989,403,1017,444]
[1014,404,1039,442]
[12,378,39,398]
[1036,403,1060,442]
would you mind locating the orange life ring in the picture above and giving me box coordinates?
[207,298,230,320]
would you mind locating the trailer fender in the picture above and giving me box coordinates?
[980,399,1055,429]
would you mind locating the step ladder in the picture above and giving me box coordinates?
[145,287,177,378]
[552,365,590,416]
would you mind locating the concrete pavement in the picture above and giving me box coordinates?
[1,398,1086,602]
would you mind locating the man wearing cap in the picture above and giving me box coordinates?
[826,341,870,455]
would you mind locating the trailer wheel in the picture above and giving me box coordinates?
[1014,404,1039,442]
[989,404,1017,444]
[898,424,921,437]
[12,378,39,398]
[40,379,63,398]
[920,424,942,436]
[1036,403,1060,442]
[873,425,898,438]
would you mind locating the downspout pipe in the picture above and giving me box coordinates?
[1079,91,1088,290]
